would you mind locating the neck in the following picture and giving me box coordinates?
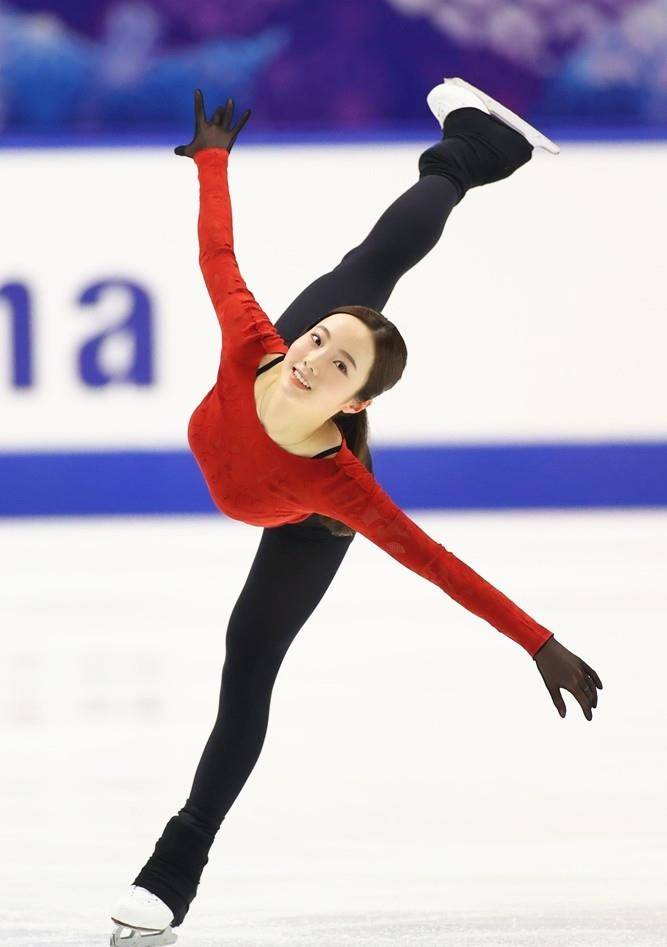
[260,377,331,446]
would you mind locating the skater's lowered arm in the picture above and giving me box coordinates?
[311,458,603,721]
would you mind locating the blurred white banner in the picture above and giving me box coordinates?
[1,142,664,450]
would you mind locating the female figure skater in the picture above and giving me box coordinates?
[110,78,603,945]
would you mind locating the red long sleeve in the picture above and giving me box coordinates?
[303,458,554,656]
[187,148,554,659]
[195,147,282,361]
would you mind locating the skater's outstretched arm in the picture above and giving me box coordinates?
[193,149,271,337]
[306,457,602,720]
[175,92,280,352]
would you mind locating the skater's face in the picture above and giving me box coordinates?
[283,313,375,416]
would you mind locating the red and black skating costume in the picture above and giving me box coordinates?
[135,125,549,927]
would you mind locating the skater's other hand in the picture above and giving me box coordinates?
[174,90,251,158]
[533,637,603,721]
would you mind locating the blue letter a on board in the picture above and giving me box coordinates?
[78,279,154,387]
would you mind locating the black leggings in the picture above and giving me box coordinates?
[133,141,460,927]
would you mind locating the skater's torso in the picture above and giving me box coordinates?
[254,352,343,460]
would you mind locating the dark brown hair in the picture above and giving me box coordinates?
[304,305,408,538]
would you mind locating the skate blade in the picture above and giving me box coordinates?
[111,923,177,946]
[446,77,561,155]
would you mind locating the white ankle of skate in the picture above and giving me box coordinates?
[426,78,490,130]
[427,76,560,155]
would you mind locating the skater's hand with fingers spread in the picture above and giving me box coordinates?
[174,89,251,158]
[533,637,603,721]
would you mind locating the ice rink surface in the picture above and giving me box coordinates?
[1,509,665,946]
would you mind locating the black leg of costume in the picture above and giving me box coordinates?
[132,144,461,927]
[274,173,459,342]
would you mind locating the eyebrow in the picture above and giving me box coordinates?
[315,324,357,371]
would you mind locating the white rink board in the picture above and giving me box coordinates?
[1,141,665,450]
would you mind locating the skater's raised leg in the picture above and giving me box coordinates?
[274,170,460,346]
[275,81,539,348]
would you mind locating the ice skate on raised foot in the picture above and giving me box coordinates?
[427,76,560,155]
[110,885,177,946]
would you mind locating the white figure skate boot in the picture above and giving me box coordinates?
[110,885,177,946]
[427,76,560,154]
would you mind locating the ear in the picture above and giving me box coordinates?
[341,397,373,415]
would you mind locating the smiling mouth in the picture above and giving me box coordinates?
[291,366,311,390]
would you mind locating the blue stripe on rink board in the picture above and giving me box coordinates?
[1,441,666,517]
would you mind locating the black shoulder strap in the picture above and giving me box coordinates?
[256,354,286,377]
[312,444,343,459]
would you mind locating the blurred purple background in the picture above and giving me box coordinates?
[1,0,665,138]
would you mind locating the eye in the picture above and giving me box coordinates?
[310,332,348,374]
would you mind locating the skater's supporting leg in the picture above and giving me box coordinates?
[133,518,355,926]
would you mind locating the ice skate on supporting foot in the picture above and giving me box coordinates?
[427,76,560,155]
[110,885,177,946]
[110,923,177,946]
